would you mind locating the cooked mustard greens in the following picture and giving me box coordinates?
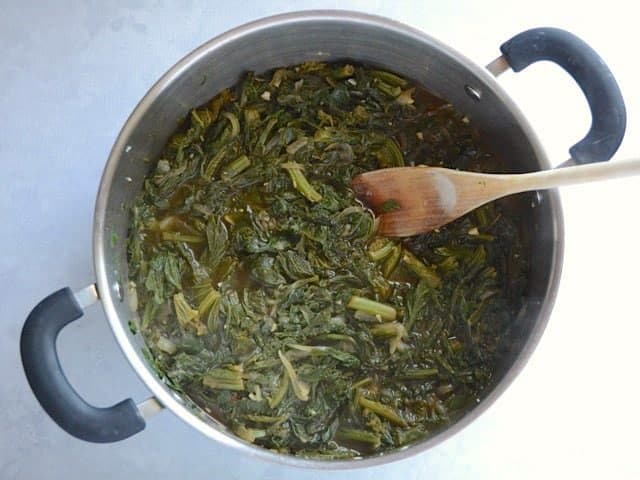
[128,62,527,458]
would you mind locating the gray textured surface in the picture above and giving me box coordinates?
[2,1,640,479]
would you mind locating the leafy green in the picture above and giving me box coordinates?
[127,62,529,459]
[173,292,205,336]
[379,199,400,213]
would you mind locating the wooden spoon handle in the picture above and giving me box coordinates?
[503,158,640,195]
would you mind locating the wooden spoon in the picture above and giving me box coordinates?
[352,159,640,237]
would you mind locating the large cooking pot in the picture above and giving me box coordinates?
[20,11,625,469]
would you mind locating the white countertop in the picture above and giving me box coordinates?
[2,1,639,478]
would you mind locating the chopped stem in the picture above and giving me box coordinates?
[287,344,329,355]
[358,395,407,427]
[382,245,402,278]
[202,147,227,180]
[281,162,322,202]
[402,249,441,287]
[335,428,381,449]
[221,111,240,138]
[348,295,397,321]
[286,137,308,155]
[350,377,372,390]
[375,80,402,97]
[369,321,404,339]
[257,117,278,147]
[278,350,310,401]
[368,238,394,261]
[312,333,356,345]
[221,155,250,180]
[400,368,439,380]
[371,70,408,87]
[268,372,289,408]
[202,367,245,391]
[245,414,289,424]
[161,232,204,243]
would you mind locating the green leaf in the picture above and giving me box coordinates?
[173,292,206,336]
[206,216,229,270]
[248,255,287,287]
[379,198,400,213]
[127,62,529,458]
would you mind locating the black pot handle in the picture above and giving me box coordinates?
[500,27,626,164]
[20,287,146,443]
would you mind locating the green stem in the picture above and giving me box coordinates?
[371,70,408,87]
[202,367,245,391]
[347,295,397,321]
[221,155,250,180]
[382,245,402,278]
[358,395,407,427]
[278,350,310,401]
[369,321,404,339]
[201,147,227,180]
[375,80,402,98]
[335,428,381,449]
[400,368,439,380]
[350,377,372,390]
[281,162,322,202]
[256,117,278,148]
[245,414,288,424]
[402,249,441,287]
[161,232,205,243]
[221,111,240,138]
[368,238,394,261]
[267,372,289,408]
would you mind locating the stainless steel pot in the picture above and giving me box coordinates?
[20,11,625,469]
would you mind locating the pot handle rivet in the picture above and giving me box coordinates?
[464,84,482,102]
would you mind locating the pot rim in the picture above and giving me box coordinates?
[94,9,563,470]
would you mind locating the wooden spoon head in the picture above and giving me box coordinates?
[352,166,463,237]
